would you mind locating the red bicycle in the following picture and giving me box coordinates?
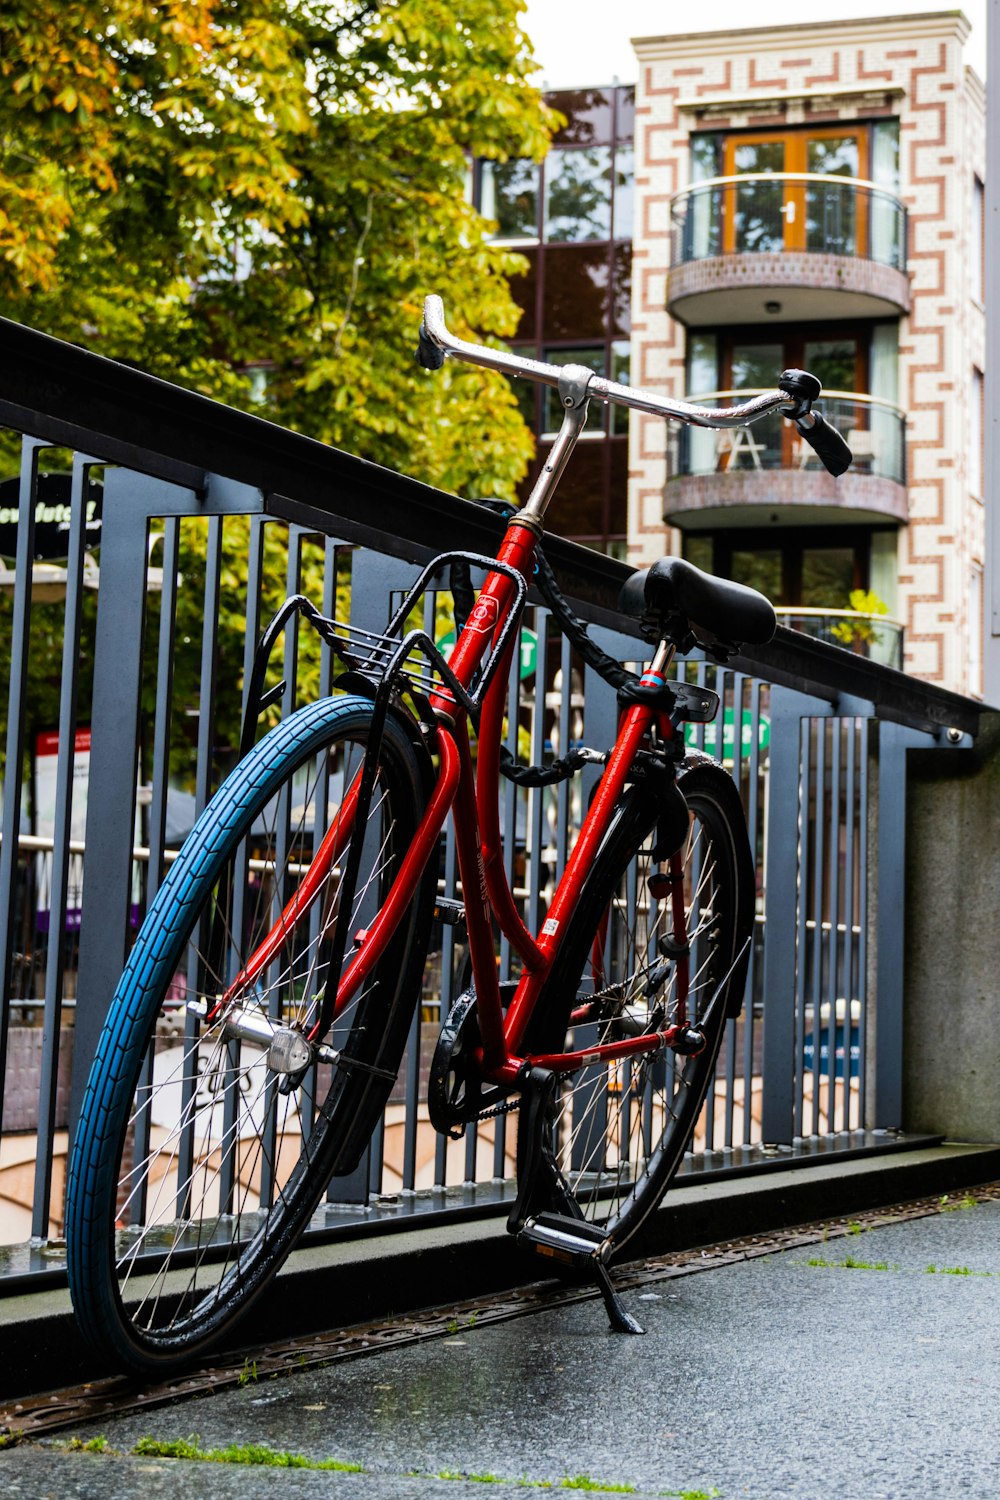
[65,295,851,1374]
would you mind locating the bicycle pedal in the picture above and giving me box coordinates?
[517,1211,610,1269]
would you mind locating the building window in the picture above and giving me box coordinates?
[613,145,635,241]
[971,367,984,499]
[972,176,985,305]
[680,324,904,486]
[542,347,608,435]
[480,158,539,240]
[683,528,871,610]
[475,84,634,555]
[682,120,903,270]
[544,146,613,242]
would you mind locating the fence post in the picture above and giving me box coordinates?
[870,720,936,1129]
[68,472,264,1137]
[759,685,831,1145]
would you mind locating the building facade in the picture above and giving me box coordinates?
[629,12,986,692]
[474,84,636,556]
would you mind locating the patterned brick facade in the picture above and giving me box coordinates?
[629,14,986,694]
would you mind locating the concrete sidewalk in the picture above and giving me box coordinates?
[2,1191,999,1499]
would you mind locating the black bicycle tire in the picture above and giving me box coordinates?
[66,694,435,1376]
[521,760,754,1253]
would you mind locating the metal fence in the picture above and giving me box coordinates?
[0,317,980,1275]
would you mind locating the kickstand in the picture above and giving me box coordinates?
[594,1258,644,1336]
[509,1067,644,1335]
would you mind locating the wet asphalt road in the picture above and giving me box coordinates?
[2,1200,999,1499]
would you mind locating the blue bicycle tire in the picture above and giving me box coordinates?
[66,695,435,1377]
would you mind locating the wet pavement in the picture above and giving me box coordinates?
[3,1199,999,1499]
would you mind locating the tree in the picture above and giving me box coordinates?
[0,0,557,791]
[0,0,556,498]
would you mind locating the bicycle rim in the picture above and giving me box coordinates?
[526,762,753,1250]
[66,696,434,1375]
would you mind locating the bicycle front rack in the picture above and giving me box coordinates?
[239,549,529,760]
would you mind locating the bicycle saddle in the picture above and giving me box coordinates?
[619,557,776,653]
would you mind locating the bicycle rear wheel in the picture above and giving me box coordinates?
[524,761,754,1251]
[66,695,435,1377]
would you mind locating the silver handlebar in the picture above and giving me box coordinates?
[420,294,795,431]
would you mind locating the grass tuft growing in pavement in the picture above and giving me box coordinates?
[806,1255,896,1271]
[132,1434,363,1471]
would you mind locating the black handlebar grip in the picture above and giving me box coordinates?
[778,368,821,406]
[416,322,446,371]
[796,412,852,477]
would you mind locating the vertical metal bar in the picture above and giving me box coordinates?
[743,678,763,1145]
[760,687,830,1145]
[176,514,225,1216]
[555,632,573,878]
[526,611,550,936]
[326,548,416,1206]
[872,722,932,1128]
[146,518,180,904]
[811,720,826,1135]
[793,719,812,1139]
[842,717,858,1130]
[857,718,871,1125]
[433,826,460,1191]
[0,439,44,1137]
[723,669,744,1146]
[70,474,181,1134]
[826,717,842,1133]
[30,455,94,1237]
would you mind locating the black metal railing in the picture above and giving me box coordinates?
[0,316,979,1280]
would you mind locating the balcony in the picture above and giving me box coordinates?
[668,174,910,325]
[775,607,904,671]
[666,391,908,528]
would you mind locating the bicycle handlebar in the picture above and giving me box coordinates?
[418,294,790,430]
[418,294,852,474]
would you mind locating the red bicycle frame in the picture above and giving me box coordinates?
[222,294,797,1090]
[224,509,686,1087]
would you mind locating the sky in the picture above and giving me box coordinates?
[520,0,988,88]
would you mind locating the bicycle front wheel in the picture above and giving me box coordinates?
[524,761,754,1251]
[66,695,435,1376]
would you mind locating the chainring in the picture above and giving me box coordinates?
[427,986,512,1138]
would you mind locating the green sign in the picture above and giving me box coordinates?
[436,627,538,681]
[685,708,770,757]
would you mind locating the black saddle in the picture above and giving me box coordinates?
[619,556,776,656]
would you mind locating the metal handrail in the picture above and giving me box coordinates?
[671,170,903,201]
[687,388,906,421]
[776,606,905,629]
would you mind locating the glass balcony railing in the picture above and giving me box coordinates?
[776,608,904,671]
[670,173,907,272]
[673,391,906,487]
